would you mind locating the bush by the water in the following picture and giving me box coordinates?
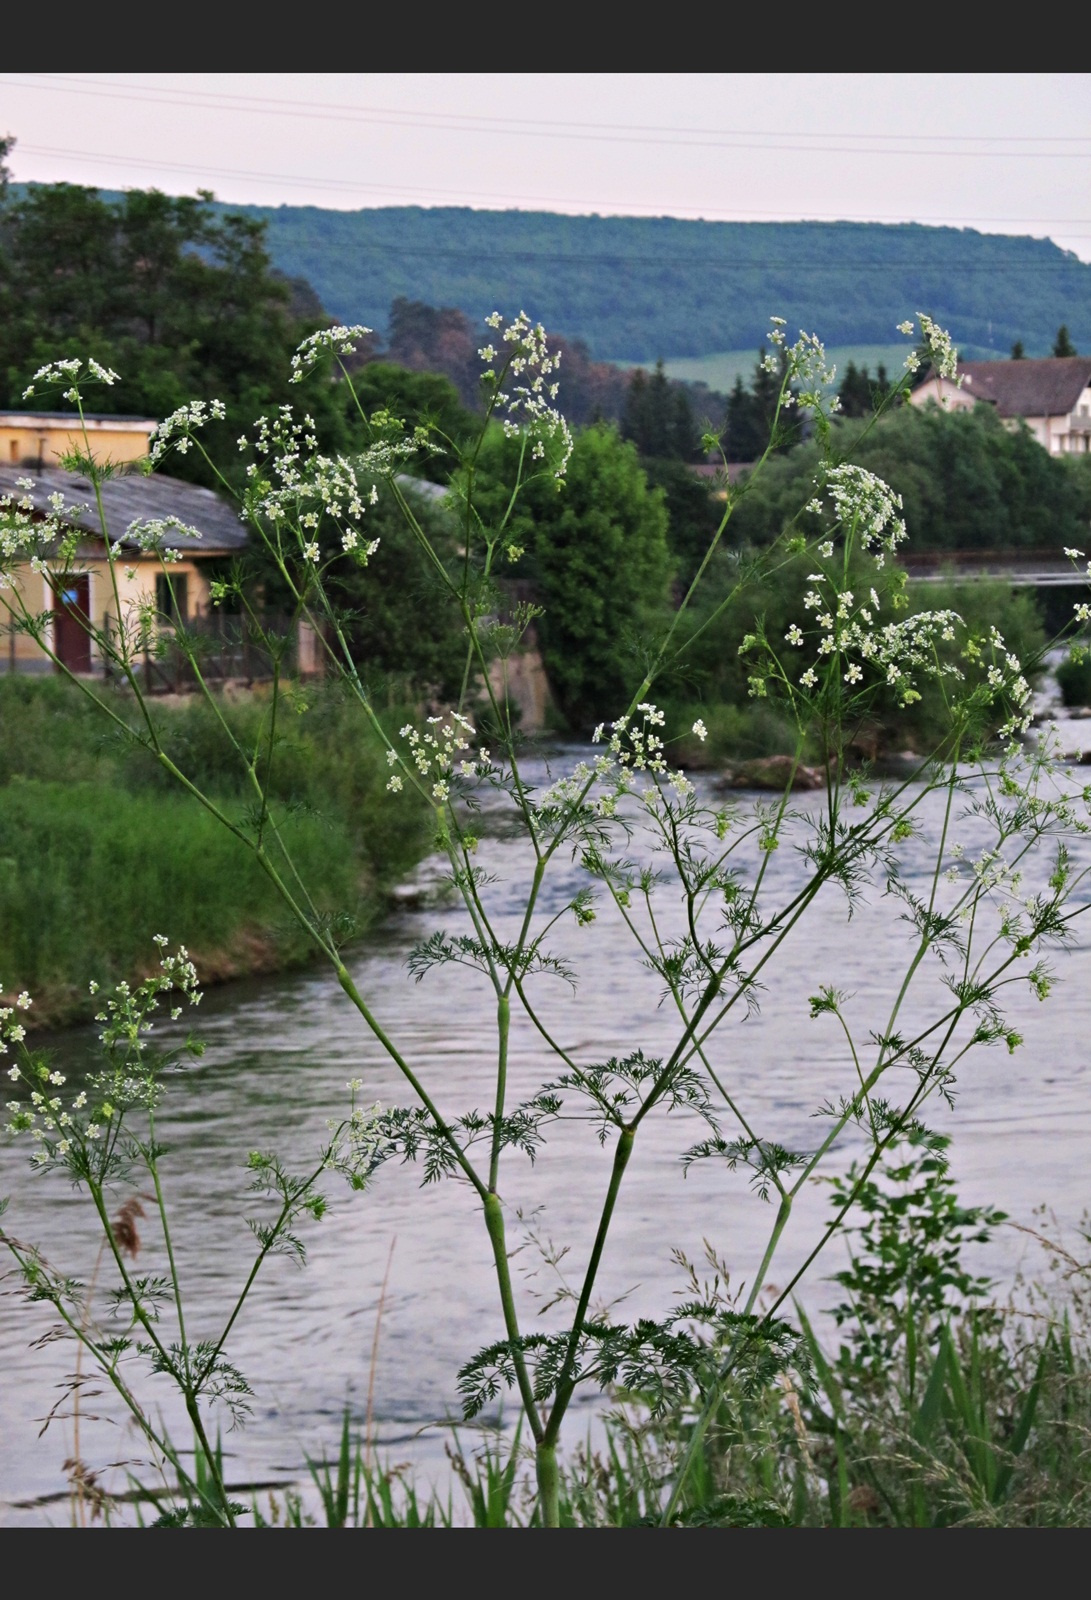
[1056,651,1091,708]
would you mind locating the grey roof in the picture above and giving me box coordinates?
[957,356,1091,418]
[0,465,247,554]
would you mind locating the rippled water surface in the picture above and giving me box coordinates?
[3,741,1090,1522]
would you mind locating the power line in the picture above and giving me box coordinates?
[5,75,1091,158]
[13,143,1091,241]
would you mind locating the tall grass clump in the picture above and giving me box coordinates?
[0,676,430,1020]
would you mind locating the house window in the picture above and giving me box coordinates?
[155,572,189,622]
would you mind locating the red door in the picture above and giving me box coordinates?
[52,574,92,673]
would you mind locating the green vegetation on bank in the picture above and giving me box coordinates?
[0,677,430,1024]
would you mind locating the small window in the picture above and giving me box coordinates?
[155,572,188,622]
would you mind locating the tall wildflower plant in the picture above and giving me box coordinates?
[2,314,1089,1527]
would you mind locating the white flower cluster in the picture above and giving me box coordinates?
[541,704,694,820]
[0,988,32,1058]
[917,313,960,382]
[241,404,392,565]
[824,464,907,567]
[148,399,227,463]
[747,555,1032,728]
[770,319,841,421]
[482,310,573,477]
[900,314,960,383]
[390,712,486,802]
[124,515,203,564]
[290,324,373,384]
[0,480,89,581]
[22,357,119,402]
[239,403,393,566]
[4,943,201,1163]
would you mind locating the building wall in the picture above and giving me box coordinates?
[1,549,210,675]
[0,416,156,469]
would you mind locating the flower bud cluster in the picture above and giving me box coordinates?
[4,943,202,1167]
[324,1082,388,1189]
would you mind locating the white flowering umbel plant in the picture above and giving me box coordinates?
[0,948,388,1526]
[2,311,1090,1527]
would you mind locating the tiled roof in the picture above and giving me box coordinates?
[957,356,1091,418]
[0,466,247,553]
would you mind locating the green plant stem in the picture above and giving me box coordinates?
[535,1441,560,1529]
[489,995,510,1191]
[482,1193,543,1447]
[544,1127,636,1449]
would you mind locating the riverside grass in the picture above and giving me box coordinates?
[0,677,430,1024]
[3,314,1091,1528]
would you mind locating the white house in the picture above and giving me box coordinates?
[909,355,1091,455]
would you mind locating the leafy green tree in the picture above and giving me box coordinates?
[728,402,1091,554]
[327,477,468,697]
[640,457,722,591]
[344,364,479,481]
[621,360,699,460]
[1053,325,1077,357]
[468,424,673,729]
[0,179,340,486]
[384,297,482,409]
[1011,340,1026,360]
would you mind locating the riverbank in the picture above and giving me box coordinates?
[0,677,431,1028]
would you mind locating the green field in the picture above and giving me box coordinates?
[615,344,913,394]
[616,339,1014,395]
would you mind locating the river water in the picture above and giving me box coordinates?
[2,729,1090,1524]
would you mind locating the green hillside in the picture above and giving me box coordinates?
[211,205,1090,364]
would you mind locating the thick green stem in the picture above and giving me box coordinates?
[536,1440,561,1528]
[489,995,510,1192]
[483,1192,543,1445]
[544,1125,635,1448]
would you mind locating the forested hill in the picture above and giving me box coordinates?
[208,205,1091,363]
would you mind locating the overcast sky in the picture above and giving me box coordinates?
[3,72,1089,259]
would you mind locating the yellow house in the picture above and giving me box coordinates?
[0,410,158,471]
[0,463,253,679]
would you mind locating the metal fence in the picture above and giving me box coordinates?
[103,612,311,693]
